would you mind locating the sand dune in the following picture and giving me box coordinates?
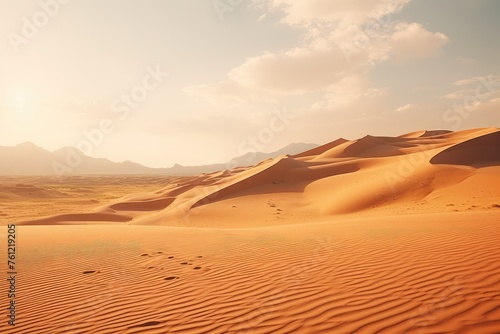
[4,128,500,333]
[399,129,453,138]
[109,197,176,212]
[430,130,500,167]
[14,127,499,227]
[0,176,174,225]
[0,183,68,199]
[293,137,349,158]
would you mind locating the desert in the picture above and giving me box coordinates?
[1,128,499,333]
[2,1,500,333]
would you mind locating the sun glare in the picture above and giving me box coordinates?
[5,91,38,123]
[12,92,29,109]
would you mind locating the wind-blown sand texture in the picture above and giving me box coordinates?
[1,127,499,333]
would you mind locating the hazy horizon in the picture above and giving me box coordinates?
[0,140,320,171]
[1,0,499,168]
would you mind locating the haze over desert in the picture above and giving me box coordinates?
[1,0,500,333]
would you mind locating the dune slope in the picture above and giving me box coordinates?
[18,127,499,227]
[5,128,500,333]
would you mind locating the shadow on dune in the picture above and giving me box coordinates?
[430,131,500,168]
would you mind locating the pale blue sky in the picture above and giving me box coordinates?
[0,0,499,167]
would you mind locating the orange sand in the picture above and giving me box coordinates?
[1,127,499,333]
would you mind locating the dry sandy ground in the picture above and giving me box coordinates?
[0,176,173,225]
[1,127,500,333]
[2,213,500,333]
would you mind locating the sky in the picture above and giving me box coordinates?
[0,0,499,168]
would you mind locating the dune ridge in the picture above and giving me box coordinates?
[3,127,500,333]
[16,127,499,227]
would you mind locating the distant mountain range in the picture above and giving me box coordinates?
[0,142,318,175]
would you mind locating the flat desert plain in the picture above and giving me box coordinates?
[1,127,500,333]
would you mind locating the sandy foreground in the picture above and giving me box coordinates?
[1,127,500,333]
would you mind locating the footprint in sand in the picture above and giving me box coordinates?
[128,321,163,329]
[141,252,165,257]
[164,276,179,281]
[83,270,99,274]
[193,266,202,270]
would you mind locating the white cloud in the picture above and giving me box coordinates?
[453,75,500,86]
[188,0,449,117]
[322,75,389,111]
[225,6,448,96]
[259,0,410,25]
[228,47,368,94]
[441,90,470,100]
[390,23,449,62]
[395,103,413,112]
[443,75,500,101]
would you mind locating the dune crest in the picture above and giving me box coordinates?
[16,127,500,227]
[5,128,500,334]
[430,130,500,167]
